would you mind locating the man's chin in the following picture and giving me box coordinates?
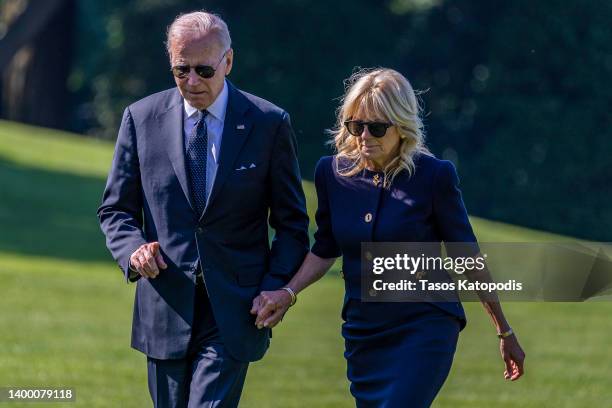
[185,97,209,110]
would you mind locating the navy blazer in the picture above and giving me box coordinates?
[311,154,478,328]
[97,82,309,362]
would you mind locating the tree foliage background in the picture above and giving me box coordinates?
[2,0,611,240]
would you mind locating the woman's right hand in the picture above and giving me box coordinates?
[250,290,293,329]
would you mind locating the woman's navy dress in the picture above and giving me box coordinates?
[311,154,478,408]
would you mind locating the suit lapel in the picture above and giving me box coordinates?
[159,89,196,213]
[201,82,252,220]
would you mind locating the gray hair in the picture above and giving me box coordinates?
[166,11,231,56]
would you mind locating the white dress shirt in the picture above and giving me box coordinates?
[183,80,229,205]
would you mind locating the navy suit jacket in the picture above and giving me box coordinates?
[97,82,309,362]
[311,154,479,329]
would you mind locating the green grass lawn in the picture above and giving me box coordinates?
[0,120,610,407]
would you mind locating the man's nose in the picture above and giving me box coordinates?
[187,69,202,86]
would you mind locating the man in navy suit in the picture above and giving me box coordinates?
[97,11,309,407]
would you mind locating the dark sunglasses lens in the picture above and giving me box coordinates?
[368,123,388,138]
[195,66,215,78]
[172,66,190,78]
[346,122,364,136]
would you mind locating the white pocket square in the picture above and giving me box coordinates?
[236,163,257,171]
[235,163,256,171]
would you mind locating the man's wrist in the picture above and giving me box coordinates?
[128,263,139,279]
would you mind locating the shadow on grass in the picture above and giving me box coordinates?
[0,156,339,276]
[0,156,111,263]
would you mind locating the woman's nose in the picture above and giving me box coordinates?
[361,126,373,139]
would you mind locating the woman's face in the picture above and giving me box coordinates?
[351,106,401,169]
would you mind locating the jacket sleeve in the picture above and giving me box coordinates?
[432,160,479,257]
[97,107,147,282]
[311,157,342,258]
[259,111,310,291]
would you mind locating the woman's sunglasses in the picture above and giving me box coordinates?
[344,120,393,138]
[171,50,229,79]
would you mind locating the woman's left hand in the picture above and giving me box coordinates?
[250,290,293,329]
[500,334,526,381]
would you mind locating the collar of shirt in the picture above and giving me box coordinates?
[183,79,229,122]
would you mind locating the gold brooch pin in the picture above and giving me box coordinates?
[372,174,381,187]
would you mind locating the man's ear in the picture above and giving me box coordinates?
[224,48,234,76]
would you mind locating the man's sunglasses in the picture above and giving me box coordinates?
[344,120,394,138]
[171,50,229,79]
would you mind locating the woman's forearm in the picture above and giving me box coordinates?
[287,251,337,295]
[481,298,511,332]
[464,260,512,332]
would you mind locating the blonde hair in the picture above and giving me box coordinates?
[329,68,432,187]
[166,11,231,58]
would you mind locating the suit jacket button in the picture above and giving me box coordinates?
[364,213,373,223]
[196,227,204,234]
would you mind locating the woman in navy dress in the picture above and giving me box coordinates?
[253,68,525,407]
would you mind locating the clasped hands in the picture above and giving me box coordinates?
[131,242,293,329]
[250,290,294,329]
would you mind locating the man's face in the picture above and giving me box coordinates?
[169,33,233,110]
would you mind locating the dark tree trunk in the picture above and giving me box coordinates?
[1,0,74,129]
